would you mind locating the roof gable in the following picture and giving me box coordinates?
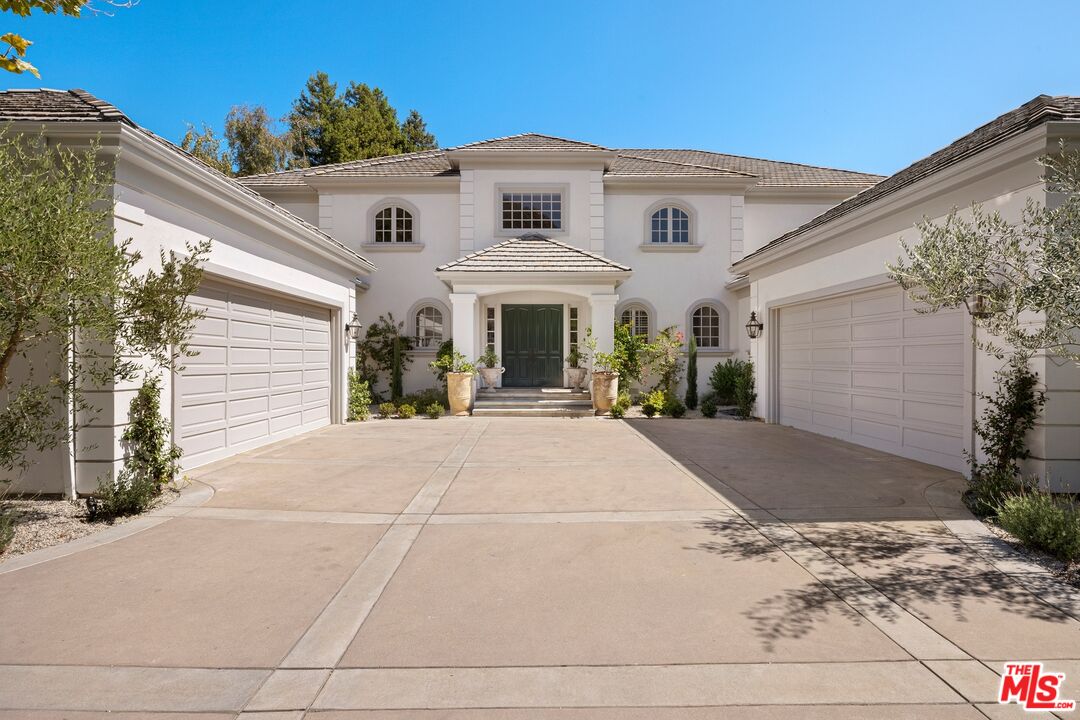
[437,234,631,273]
[452,133,609,151]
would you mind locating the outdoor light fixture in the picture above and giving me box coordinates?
[345,313,363,341]
[745,311,764,339]
[965,291,993,319]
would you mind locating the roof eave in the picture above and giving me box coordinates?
[303,174,459,188]
[603,175,758,190]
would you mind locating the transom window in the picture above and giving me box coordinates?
[620,305,650,338]
[692,305,722,348]
[651,206,690,244]
[502,192,562,230]
[415,305,443,348]
[374,206,413,243]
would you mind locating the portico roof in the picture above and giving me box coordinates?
[436,235,631,274]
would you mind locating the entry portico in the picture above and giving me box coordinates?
[436,234,630,388]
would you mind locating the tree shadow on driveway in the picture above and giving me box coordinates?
[627,419,1078,655]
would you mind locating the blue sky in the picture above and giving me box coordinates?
[6,0,1080,175]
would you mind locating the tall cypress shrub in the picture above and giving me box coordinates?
[390,336,403,401]
[684,335,698,410]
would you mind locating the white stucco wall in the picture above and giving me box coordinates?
[743,138,1080,487]
[742,197,845,256]
[20,140,364,496]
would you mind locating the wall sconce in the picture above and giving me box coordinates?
[745,311,764,339]
[965,292,993,319]
[345,313,363,341]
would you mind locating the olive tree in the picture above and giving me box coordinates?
[0,131,209,492]
[888,146,1080,364]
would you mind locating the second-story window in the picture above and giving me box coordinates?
[651,206,690,243]
[375,206,413,243]
[502,192,562,231]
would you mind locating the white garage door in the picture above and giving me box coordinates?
[778,285,966,471]
[176,281,333,468]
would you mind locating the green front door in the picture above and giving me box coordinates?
[502,304,564,387]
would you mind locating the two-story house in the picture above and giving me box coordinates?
[240,134,880,394]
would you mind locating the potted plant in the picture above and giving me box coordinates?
[430,350,476,416]
[565,344,589,389]
[477,347,504,389]
[584,328,619,415]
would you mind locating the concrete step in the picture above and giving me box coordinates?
[475,398,592,407]
[472,405,595,418]
[477,388,588,398]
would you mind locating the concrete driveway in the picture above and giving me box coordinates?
[0,417,1077,718]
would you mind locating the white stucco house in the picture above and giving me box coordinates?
[3,89,1078,495]
[0,89,375,496]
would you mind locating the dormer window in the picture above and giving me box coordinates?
[502,191,562,231]
[374,206,413,243]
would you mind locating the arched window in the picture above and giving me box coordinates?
[620,304,650,338]
[415,305,443,348]
[691,304,723,348]
[650,205,690,244]
[374,206,413,243]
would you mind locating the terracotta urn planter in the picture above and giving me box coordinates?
[591,371,619,414]
[566,367,587,390]
[447,372,475,416]
[479,366,504,389]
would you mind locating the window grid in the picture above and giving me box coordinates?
[415,305,443,348]
[375,206,413,243]
[486,306,496,353]
[651,206,689,243]
[501,192,562,230]
[620,305,650,338]
[568,307,579,352]
[692,305,721,348]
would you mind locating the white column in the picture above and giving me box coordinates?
[450,292,479,361]
[588,293,618,359]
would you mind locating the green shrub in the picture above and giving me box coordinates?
[400,388,449,410]
[357,313,414,401]
[665,396,686,418]
[397,403,417,419]
[88,375,180,520]
[641,388,667,417]
[390,336,404,401]
[0,505,13,553]
[429,350,475,376]
[733,361,756,418]
[478,347,499,369]
[997,492,1080,562]
[969,358,1046,479]
[966,467,1023,518]
[700,393,718,418]
[610,392,631,419]
[684,335,698,410]
[347,370,372,421]
[425,402,444,419]
[377,402,396,419]
[87,469,159,520]
[709,359,745,404]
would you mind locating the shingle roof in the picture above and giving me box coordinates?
[453,132,608,151]
[437,234,631,273]
[737,94,1080,265]
[237,137,882,188]
[0,89,372,269]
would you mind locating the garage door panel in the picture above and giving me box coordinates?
[812,301,851,322]
[812,368,850,386]
[904,312,963,338]
[177,282,332,469]
[853,291,902,317]
[852,417,901,443]
[813,325,849,343]
[852,319,900,340]
[185,344,228,365]
[852,394,901,417]
[904,343,964,366]
[903,371,962,396]
[852,345,900,364]
[904,399,962,427]
[779,286,964,471]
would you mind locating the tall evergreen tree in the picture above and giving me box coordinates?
[400,109,437,153]
[287,71,349,167]
[344,81,403,159]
